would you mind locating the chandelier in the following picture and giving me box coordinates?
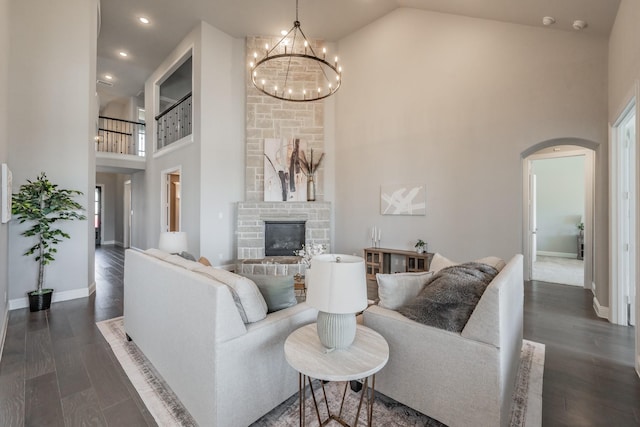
[249,0,342,102]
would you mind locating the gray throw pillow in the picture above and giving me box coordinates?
[242,274,297,313]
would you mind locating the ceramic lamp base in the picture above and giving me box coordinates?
[316,311,356,349]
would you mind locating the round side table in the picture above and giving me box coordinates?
[284,323,389,426]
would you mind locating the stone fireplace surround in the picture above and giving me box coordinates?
[236,201,331,274]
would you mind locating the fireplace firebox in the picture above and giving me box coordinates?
[264,221,306,256]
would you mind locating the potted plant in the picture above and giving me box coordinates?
[577,222,585,237]
[12,172,86,312]
[299,148,325,202]
[415,239,426,254]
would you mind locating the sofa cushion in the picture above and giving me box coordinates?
[241,274,297,313]
[193,266,268,323]
[398,262,498,332]
[376,271,434,310]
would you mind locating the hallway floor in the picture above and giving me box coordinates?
[533,255,585,287]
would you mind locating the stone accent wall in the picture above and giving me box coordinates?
[236,202,331,259]
[245,36,325,202]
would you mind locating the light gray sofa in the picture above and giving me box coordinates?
[123,249,317,427]
[363,254,524,427]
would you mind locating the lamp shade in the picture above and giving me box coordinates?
[306,254,367,314]
[158,231,188,254]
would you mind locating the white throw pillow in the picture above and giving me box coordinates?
[164,254,202,271]
[429,253,457,273]
[193,265,268,323]
[376,271,434,310]
[144,248,171,260]
[475,256,507,272]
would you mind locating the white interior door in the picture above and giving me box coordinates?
[530,173,537,264]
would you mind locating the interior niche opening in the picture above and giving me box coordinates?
[264,221,306,256]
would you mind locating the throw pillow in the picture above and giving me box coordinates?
[178,251,196,261]
[198,256,212,266]
[398,262,498,333]
[475,256,506,272]
[241,274,297,313]
[430,253,506,273]
[164,254,202,270]
[376,271,434,310]
[192,265,268,323]
[429,253,457,273]
[144,248,171,260]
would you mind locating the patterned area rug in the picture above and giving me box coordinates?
[97,317,544,427]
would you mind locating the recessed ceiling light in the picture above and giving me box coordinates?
[119,51,128,57]
[542,16,556,26]
[139,17,150,24]
[104,74,113,80]
[280,30,288,36]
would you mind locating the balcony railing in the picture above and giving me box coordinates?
[97,116,146,157]
[155,92,192,150]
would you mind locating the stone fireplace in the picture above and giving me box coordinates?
[236,37,331,273]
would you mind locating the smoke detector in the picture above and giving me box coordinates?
[542,16,556,26]
[572,20,587,30]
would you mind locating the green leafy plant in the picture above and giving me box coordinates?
[577,222,584,231]
[415,239,426,249]
[12,172,86,294]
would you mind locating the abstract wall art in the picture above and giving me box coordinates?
[264,138,308,202]
[380,183,426,215]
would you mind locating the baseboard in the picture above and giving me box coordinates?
[102,240,116,245]
[592,296,610,320]
[88,281,96,296]
[9,286,91,310]
[537,251,578,259]
[0,307,8,365]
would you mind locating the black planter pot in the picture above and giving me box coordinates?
[28,289,54,312]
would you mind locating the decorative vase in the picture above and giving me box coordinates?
[307,175,316,202]
[416,247,424,254]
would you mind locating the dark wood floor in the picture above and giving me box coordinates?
[0,245,639,426]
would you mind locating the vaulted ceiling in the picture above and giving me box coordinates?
[97,0,621,109]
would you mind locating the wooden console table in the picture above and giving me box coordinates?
[363,248,433,299]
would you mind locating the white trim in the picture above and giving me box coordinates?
[96,152,146,163]
[152,135,194,159]
[88,281,96,296]
[102,240,116,245]
[9,286,91,310]
[0,307,8,364]
[609,82,639,326]
[160,166,182,233]
[593,296,610,319]
[536,251,578,259]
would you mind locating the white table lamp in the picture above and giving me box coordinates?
[305,254,367,350]
[158,231,188,254]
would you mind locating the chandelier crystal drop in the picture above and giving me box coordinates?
[249,0,342,102]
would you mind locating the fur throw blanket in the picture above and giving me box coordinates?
[398,262,498,332]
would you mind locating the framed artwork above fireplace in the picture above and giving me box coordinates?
[264,138,308,202]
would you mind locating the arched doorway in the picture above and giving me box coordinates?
[521,138,598,296]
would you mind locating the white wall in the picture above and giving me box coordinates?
[198,23,244,265]
[533,156,585,255]
[608,0,640,377]
[140,21,244,264]
[7,0,97,303]
[0,0,9,342]
[334,9,608,280]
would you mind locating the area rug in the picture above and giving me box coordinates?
[98,317,544,427]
